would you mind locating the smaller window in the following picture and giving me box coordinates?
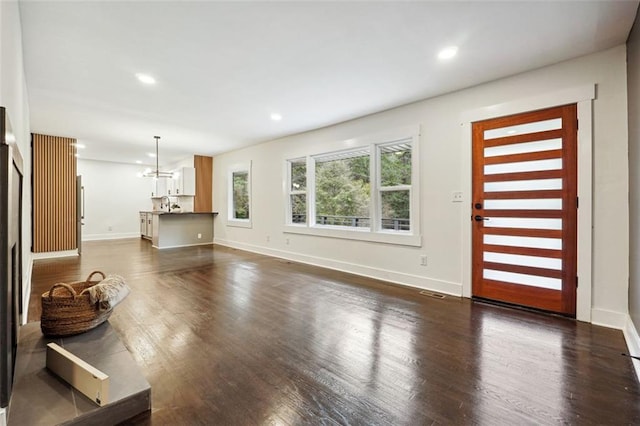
[378,141,412,232]
[288,159,307,224]
[233,171,249,219]
[228,163,252,228]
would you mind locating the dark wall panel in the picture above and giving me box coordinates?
[628,15,640,327]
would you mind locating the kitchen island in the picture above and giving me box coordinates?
[140,211,217,249]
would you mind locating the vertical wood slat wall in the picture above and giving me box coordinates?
[33,134,77,253]
[194,155,213,212]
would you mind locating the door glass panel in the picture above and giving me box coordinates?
[484,234,562,250]
[484,199,562,210]
[484,139,562,157]
[484,178,562,192]
[484,217,562,230]
[484,158,562,175]
[483,118,562,140]
[484,251,562,270]
[483,269,562,290]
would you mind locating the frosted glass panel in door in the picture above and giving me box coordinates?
[484,234,562,250]
[483,269,562,290]
[484,158,562,175]
[484,252,562,270]
[483,118,562,139]
[484,139,562,157]
[484,217,562,230]
[484,178,562,192]
[484,199,562,210]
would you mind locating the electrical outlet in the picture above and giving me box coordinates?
[420,255,428,266]
[108,226,112,231]
[197,233,202,239]
[452,191,463,203]
[285,238,290,245]
[266,235,270,243]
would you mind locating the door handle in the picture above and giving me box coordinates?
[474,215,489,222]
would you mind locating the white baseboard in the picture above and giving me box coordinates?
[0,407,6,426]
[32,249,78,260]
[83,232,140,241]
[153,242,214,250]
[214,238,463,296]
[591,308,628,329]
[623,315,640,383]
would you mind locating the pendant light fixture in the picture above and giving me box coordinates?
[142,136,173,178]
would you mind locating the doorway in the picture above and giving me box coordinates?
[471,104,577,316]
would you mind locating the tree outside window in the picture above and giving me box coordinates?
[315,152,370,228]
[289,159,306,224]
[232,171,249,219]
[285,131,418,244]
[379,142,411,231]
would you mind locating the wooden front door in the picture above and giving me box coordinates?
[471,104,577,316]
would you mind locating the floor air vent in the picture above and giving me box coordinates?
[419,290,446,299]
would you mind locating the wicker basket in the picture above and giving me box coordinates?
[40,271,113,337]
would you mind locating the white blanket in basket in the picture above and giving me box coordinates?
[85,274,130,311]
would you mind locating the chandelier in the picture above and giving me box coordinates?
[142,136,173,178]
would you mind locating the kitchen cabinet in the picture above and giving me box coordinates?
[149,167,195,197]
[139,212,147,237]
[170,167,195,196]
[140,212,153,239]
[154,178,169,197]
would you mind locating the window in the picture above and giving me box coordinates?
[233,171,249,219]
[228,162,252,227]
[314,149,370,228]
[288,159,307,224]
[378,141,411,231]
[285,129,419,246]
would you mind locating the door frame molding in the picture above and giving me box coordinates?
[460,85,595,322]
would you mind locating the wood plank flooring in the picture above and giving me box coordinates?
[27,239,640,425]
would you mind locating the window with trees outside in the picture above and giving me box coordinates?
[228,162,252,228]
[285,132,419,246]
[288,158,307,224]
[379,141,411,231]
[233,171,249,219]
[314,148,370,228]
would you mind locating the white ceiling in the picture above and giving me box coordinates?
[19,1,639,165]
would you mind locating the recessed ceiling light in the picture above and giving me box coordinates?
[75,153,80,158]
[136,73,156,85]
[270,113,282,121]
[136,160,142,164]
[72,143,86,149]
[438,46,458,60]
[507,130,517,135]
[147,153,156,158]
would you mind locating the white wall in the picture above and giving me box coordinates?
[0,0,31,418]
[625,9,640,379]
[0,1,32,324]
[213,45,629,324]
[77,159,153,240]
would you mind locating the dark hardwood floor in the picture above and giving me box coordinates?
[27,239,640,425]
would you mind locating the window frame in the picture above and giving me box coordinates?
[286,157,307,226]
[310,147,371,230]
[375,139,414,234]
[284,126,421,247]
[227,161,252,228]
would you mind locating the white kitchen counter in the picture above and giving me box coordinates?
[141,211,217,249]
